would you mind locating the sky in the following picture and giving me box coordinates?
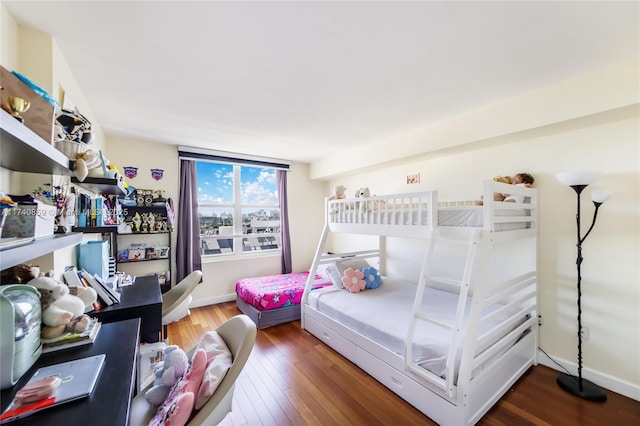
[196,162,278,206]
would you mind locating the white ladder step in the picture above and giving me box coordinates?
[413,312,454,330]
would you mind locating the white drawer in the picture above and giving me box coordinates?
[304,315,357,360]
[356,346,458,426]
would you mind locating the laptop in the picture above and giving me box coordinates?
[0,354,106,423]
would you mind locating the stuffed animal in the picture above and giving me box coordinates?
[474,175,514,205]
[28,276,97,339]
[354,187,371,213]
[493,175,512,184]
[1,263,41,284]
[74,149,102,181]
[328,185,347,201]
[145,345,190,406]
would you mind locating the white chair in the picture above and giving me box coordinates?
[129,314,258,426]
[161,270,202,340]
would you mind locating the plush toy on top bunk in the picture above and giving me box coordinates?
[328,185,347,201]
[474,173,535,205]
[354,187,371,213]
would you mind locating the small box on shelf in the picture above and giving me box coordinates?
[2,201,56,239]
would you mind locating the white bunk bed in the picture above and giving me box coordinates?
[301,180,538,426]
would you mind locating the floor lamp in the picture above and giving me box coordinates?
[555,171,612,402]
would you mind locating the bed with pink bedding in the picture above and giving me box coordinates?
[235,271,332,328]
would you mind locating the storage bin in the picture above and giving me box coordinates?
[2,201,56,239]
[77,240,110,280]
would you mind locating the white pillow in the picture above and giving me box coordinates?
[327,258,371,288]
[192,331,233,410]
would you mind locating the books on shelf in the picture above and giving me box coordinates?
[41,317,101,353]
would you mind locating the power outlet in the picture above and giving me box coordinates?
[538,314,543,326]
[580,327,590,341]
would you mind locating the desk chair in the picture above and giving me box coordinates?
[129,314,257,426]
[162,270,202,340]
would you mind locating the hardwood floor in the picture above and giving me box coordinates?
[168,302,640,425]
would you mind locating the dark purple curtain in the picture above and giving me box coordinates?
[177,159,202,282]
[277,169,292,274]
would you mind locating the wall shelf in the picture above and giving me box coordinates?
[0,233,83,270]
[71,177,126,196]
[117,258,169,264]
[0,109,70,175]
[0,108,85,271]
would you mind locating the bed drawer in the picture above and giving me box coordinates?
[304,315,357,360]
[355,346,456,425]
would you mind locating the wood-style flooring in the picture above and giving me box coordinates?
[167,302,640,425]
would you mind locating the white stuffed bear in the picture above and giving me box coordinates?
[354,187,371,213]
[145,345,189,406]
[28,276,97,337]
[328,185,347,201]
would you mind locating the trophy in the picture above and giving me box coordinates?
[2,96,31,123]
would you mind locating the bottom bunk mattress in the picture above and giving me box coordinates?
[307,279,527,380]
[236,271,333,328]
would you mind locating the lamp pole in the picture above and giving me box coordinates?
[556,184,607,402]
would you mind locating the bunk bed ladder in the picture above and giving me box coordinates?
[405,229,481,399]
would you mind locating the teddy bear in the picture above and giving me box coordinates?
[73,149,102,181]
[354,187,371,213]
[27,276,97,339]
[328,185,347,201]
[474,175,516,205]
[145,345,190,406]
[1,263,41,284]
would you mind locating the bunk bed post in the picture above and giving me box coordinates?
[301,197,332,328]
[378,235,386,276]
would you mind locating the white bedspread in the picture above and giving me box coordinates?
[308,279,518,379]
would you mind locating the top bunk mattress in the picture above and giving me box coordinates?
[236,271,332,311]
[307,279,524,380]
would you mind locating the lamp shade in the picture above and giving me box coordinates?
[591,189,612,204]
[556,171,601,186]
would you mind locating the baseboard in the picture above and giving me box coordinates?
[537,349,640,402]
[191,293,236,309]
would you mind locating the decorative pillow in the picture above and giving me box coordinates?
[362,266,382,289]
[327,258,371,288]
[192,331,233,410]
[326,264,343,288]
[185,349,207,395]
[148,348,207,426]
[342,267,366,293]
[148,389,193,426]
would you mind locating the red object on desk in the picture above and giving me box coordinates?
[0,397,55,421]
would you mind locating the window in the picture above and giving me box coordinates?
[196,161,281,257]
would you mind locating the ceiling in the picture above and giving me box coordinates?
[4,1,639,164]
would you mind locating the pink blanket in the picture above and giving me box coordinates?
[236,271,332,311]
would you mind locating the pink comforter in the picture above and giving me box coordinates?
[236,271,332,311]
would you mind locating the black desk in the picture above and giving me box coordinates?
[90,275,162,343]
[1,319,140,426]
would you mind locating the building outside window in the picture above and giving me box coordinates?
[196,161,281,257]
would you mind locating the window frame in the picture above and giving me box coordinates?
[196,161,281,259]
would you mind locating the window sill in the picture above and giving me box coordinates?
[201,251,281,264]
